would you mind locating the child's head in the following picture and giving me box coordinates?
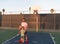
[20,26,25,30]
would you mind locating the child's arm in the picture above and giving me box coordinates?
[18,31,21,34]
[19,25,22,30]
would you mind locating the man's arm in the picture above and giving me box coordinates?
[19,25,21,30]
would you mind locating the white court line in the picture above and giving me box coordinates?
[32,41,39,43]
[2,34,19,44]
[49,33,56,44]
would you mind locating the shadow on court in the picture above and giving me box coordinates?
[3,32,54,44]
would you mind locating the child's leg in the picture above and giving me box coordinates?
[19,36,24,43]
[22,37,24,43]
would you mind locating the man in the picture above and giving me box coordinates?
[19,18,28,42]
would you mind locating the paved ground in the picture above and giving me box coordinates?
[2,32,54,44]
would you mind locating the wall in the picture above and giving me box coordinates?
[1,13,60,30]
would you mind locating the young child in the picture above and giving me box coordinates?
[19,26,25,43]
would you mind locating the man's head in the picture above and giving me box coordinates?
[22,18,25,22]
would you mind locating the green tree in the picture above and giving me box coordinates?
[2,8,5,15]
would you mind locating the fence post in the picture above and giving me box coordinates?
[36,16,38,32]
[33,10,39,32]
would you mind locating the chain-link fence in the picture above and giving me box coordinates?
[0,13,60,31]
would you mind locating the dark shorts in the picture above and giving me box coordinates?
[24,31,27,35]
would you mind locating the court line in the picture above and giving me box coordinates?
[49,33,56,44]
[2,32,55,44]
[2,34,19,44]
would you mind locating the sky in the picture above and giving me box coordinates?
[0,0,60,14]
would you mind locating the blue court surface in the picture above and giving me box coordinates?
[2,32,54,44]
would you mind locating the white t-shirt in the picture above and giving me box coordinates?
[21,22,28,31]
[20,29,25,36]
